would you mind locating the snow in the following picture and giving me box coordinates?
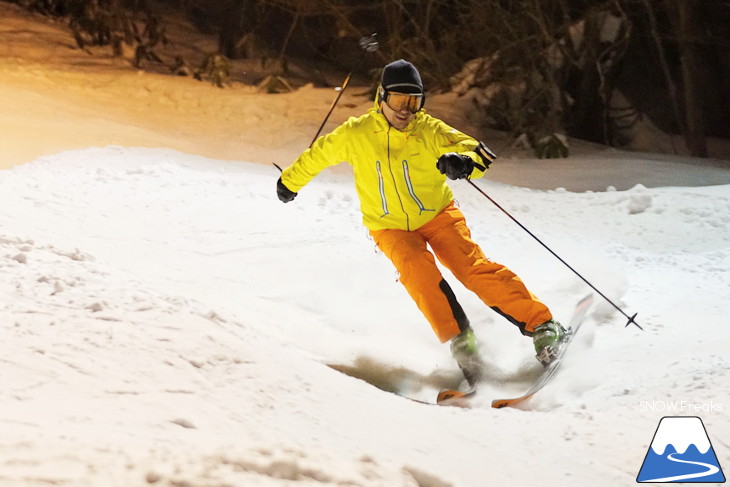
[1,5,730,487]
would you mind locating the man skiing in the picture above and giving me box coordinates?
[276,59,566,387]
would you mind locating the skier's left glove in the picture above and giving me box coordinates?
[276,178,297,203]
[436,153,474,180]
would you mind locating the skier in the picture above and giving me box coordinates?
[276,59,566,387]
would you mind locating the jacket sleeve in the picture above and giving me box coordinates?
[280,121,351,192]
[427,116,493,180]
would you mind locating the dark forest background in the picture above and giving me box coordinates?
[5,0,730,159]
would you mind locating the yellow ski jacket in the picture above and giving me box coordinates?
[281,101,487,231]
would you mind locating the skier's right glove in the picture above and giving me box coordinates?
[276,178,297,203]
[436,153,474,180]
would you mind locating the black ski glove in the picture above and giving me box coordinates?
[436,153,474,180]
[276,177,297,203]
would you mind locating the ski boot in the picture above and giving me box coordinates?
[449,327,485,388]
[532,319,568,368]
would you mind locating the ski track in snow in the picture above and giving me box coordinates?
[1,147,729,487]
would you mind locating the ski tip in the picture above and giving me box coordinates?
[436,387,477,406]
[491,399,509,409]
[491,391,537,409]
[437,389,466,403]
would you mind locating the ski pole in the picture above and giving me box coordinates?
[465,178,642,330]
[274,34,378,175]
[309,33,379,148]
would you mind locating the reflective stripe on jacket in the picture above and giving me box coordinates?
[281,101,487,231]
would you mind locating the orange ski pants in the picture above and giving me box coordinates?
[370,202,552,343]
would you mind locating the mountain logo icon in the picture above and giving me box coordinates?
[637,416,726,483]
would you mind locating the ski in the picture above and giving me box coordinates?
[491,294,594,409]
[436,385,478,407]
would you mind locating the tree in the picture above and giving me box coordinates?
[668,0,708,157]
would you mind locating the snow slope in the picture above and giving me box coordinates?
[1,5,729,487]
[2,146,729,486]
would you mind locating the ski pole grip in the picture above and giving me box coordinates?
[359,33,379,52]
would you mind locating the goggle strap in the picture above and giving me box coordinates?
[384,83,422,92]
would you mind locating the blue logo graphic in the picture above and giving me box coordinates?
[637,416,726,483]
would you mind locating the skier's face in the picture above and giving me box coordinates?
[380,97,416,130]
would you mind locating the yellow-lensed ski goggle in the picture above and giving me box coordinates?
[382,90,424,114]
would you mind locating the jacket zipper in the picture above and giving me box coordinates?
[375,161,389,217]
[386,128,410,230]
[402,160,433,214]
